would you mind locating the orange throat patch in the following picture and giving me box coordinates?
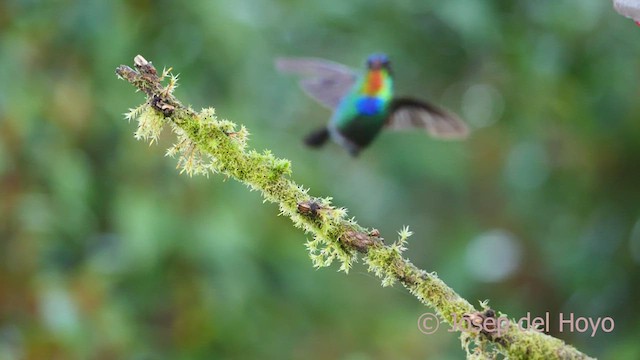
[365,70,384,95]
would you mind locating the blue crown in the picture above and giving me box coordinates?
[367,53,389,65]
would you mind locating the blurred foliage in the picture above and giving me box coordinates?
[1,0,639,359]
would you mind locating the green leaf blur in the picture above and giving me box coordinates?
[1,1,639,359]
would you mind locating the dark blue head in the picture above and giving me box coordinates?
[366,53,391,71]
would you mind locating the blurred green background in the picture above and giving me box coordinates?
[1,0,640,359]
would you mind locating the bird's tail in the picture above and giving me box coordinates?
[303,127,330,148]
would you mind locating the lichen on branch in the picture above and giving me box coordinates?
[115,55,592,360]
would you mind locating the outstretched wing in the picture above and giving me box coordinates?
[386,97,469,139]
[275,57,358,109]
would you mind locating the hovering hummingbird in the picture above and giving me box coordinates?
[276,53,469,156]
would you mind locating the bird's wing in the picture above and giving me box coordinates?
[386,97,469,139]
[275,57,358,110]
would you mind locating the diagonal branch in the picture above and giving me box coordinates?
[115,55,593,360]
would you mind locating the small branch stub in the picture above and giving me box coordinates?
[341,229,380,252]
[297,200,322,218]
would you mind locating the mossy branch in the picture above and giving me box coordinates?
[115,55,593,360]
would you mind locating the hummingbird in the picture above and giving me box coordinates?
[276,53,469,156]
